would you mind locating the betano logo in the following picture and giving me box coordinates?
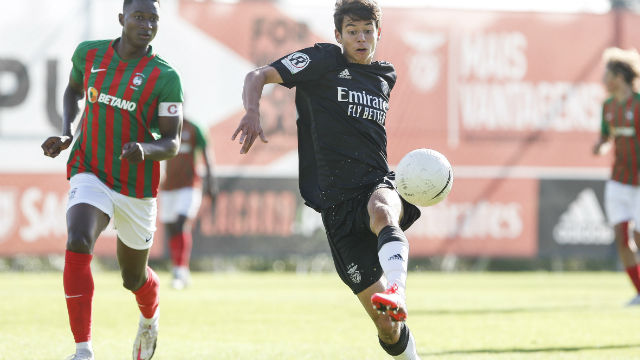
[87,87,99,103]
[86,87,136,112]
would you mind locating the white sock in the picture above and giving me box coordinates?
[378,240,409,294]
[76,340,93,353]
[141,307,160,325]
[393,331,420,360]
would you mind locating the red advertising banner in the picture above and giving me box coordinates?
[407,178,539,257]
[0,174,164,257]
[5,2,640,258]
[178,2,618,171]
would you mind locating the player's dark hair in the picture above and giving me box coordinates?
[334,0,381,33]
[608,61,637,86]
[123,0,160,9]
[603,47,640,87]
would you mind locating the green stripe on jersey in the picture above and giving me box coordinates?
[67,39,183,198]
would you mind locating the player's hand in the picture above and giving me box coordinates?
[231,110,268,154]
[120,142,144,163]
[204,175,219,200]
[593,140,610,155]
[41,135,73,158]
[592,143,600,155]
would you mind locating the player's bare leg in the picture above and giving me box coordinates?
[166,214,192,289]
[612,222,640,305]
[363,188,420,358]
[64,203,110,360]
[358,280,420,359]
[625,227,640,305]
[368,188,409,320]
[117,239,159,360]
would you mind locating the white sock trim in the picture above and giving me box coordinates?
[393,331,420,360]
[141,307,160,324]
[76,340,92,352]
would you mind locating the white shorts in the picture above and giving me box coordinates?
[67,173,157,250]
[604,180,640,226]
[158,187,202,223]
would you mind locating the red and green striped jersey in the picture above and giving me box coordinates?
[161,119,208,191]
[66,39,183,198]
[601,93,640,185]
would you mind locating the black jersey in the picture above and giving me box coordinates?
[271,43,396,211]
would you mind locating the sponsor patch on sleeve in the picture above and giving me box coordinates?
[158,102,183,117]
[281,52,311,75]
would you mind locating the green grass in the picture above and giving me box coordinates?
[1,271,640,359]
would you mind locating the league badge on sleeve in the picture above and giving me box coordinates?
[282,52,311,74]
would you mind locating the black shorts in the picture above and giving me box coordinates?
[320,177,421,294]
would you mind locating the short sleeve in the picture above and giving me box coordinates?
[70,43,86,85]
[601,102,610,137]
[270,43,343,89]
[157,70,184,103]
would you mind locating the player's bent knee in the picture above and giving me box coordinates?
[66,228,96,253]
[121,271,147,291]
[369,204,397,233]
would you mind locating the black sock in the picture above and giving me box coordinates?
[378,323,410,356]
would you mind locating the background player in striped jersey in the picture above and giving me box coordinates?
[40,0,183,359]
[593,47,640,306]
[159,118,217,290]
[232,1,421,359]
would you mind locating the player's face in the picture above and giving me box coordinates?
[335,16,381,65]
[119,0,160,49]
[603,69,620,94]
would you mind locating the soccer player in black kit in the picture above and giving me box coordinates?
[232,1,421,358]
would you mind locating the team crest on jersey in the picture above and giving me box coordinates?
[130,72,145,91]
[281,52,311,74]
[627,110,634,122]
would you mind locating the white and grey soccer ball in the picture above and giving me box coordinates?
[395,148,453,207]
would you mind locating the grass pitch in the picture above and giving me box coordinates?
[0,271,639,359]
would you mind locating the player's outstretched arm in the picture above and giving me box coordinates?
[120,113,183,163]
[232,65,283,154]
[41,75,84,158]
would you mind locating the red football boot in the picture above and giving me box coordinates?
[371,283,407,322]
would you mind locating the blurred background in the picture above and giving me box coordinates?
[2,0,640,272]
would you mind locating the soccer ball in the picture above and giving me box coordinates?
[395,148,453,207]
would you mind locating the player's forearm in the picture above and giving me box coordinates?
[140,137,181,161]
[202,148,215,177]
[242,69,268,114]
[61,85,83,137]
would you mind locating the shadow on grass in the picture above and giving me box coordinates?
[411,305,600,315]
[421,343,640,357]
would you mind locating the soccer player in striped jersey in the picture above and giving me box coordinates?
[594,47,640,306]
[159,118,217,290]
[232,1,421,359]
[41,0,183,359]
